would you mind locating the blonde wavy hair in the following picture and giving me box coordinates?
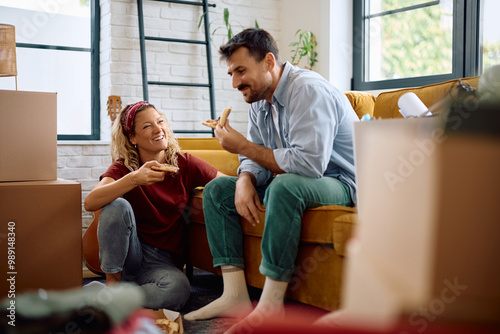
[110,103,182,171]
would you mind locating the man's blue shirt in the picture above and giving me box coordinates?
[238,62,359,205]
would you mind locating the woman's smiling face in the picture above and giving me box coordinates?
[129,107,169,155]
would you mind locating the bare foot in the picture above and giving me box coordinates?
[184,294,253,321]
[223,301,285,334]
[105,272,121,286]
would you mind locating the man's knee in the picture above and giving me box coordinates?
[203,176,236,203]
[265,174,302,201]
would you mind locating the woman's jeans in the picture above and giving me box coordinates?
[203,174,352,282]
[97,198,190,310]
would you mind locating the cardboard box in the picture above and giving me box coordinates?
[342,117,440,327]
[0,179,82,298]
[0,90,57,182]
[341,117,500,328]
[432,133,500,325]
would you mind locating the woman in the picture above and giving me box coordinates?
[84,101,223,310]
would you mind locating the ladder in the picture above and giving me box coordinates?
[137,0,217,135]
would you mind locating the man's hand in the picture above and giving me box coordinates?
[214,119,248,154]
[215,120,285,174]
[235,173,265,226]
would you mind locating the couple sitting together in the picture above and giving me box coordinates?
[84,28,358,331]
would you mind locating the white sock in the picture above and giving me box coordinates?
[184,266,252,320]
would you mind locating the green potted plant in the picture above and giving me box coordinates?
[289,29,318,70]
[199,8,259,44]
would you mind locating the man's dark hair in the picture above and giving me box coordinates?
[219,28,282,64]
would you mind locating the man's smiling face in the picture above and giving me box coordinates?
[226,47,273,104]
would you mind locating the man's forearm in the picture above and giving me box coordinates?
[239,140,285,174]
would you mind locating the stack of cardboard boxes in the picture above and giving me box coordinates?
[0,90,82,299]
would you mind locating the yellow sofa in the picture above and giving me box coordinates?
[179,76,479,311]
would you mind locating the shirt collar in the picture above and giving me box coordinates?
[270,61,292,108]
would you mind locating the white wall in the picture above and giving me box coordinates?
[280,0,353,91]
[280,0,328,79]
[330,0,353,91]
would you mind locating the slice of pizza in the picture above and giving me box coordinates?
[201,107,232,129]
[201,119,218,129]
[155,318,180,334]
[151,164,179,173]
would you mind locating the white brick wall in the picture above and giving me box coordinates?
[60,0,283,238]
[57,142,112,234]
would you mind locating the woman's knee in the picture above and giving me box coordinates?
[147,273,191,309]
[98,198,135,240]
[99,198,133,226]
[100,198,132,218]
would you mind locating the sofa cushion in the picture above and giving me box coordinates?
[178,137,224,150]
[374,76,479,119]
[183,149,240,176]
[344,91,376,119]
[188,189,357,249]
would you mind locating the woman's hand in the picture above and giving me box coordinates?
[234,173,265,226]
[129,161,167,186]
[84,161,169,212]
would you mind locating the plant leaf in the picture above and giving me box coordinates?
[224,8,230,26]
[198,11,207,29]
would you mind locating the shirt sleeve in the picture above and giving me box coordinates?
[273,84,340,178]
[237,105,274,187]
[100,160,129,181]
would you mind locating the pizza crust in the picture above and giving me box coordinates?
[151,164,179,173]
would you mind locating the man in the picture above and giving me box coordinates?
[185,28,358,328]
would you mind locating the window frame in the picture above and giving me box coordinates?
[352,0,481,91]
[14,0,100,140]
[60,0,100,140]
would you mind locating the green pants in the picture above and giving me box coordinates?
[202,173,352,282]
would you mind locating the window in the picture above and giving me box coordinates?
[0,0,100,140]
[478,0,500,73]
[353,0,500,90]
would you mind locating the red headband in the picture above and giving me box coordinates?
[121,101,149,137]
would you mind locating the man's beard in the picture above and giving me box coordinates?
[239,83,269,103]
